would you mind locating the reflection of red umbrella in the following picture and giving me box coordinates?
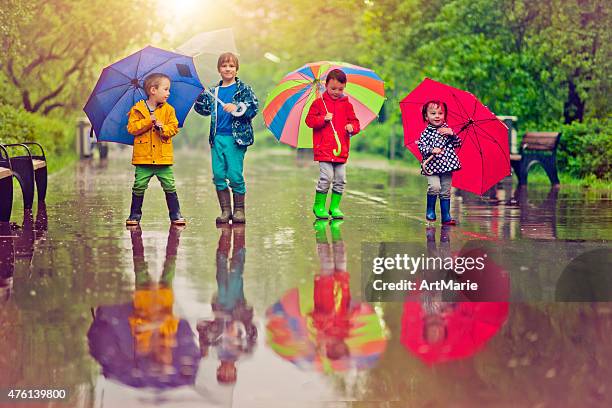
[401,301,508,364]
[401,244,510,364]
[400,78,510,195]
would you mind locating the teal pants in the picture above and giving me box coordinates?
[212,134,246,194]
[132,165,176,196]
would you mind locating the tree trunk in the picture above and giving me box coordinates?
[564,78,584,124]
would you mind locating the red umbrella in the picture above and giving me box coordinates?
[400,78,511,195]
[401,243,510,364]
[401,301,509,365]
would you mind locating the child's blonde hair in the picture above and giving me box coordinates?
[143,73,171,97]
[217,52,239,71]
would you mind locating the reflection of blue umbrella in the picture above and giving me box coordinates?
[87,303,200,389]
[84,46,203,145]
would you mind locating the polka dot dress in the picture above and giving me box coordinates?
[417,123,462,175]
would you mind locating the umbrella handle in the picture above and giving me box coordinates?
[204,89,247,117]
[231,102,248,117]
[333,131,342,156]
[321,96,342,157]
[421,154,435,175]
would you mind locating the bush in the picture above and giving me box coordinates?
[0,105,74,173]
[556,118,611,180]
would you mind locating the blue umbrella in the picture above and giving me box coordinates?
[84,46,203,145]
[88,303,201,389]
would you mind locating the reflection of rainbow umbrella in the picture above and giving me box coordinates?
[263,61,385,148]
[266,283,387,373]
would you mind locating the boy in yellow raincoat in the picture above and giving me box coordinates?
[126,73,186,226]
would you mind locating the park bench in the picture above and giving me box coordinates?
[2,142,47,210]
[510,132,561,186]
[0,145,14,222]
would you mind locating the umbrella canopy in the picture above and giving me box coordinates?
[266,284,387,373]
[87,302,200,389]
[84,46,203,145]
[175,28,239,85]
[401,244,510,364]
[401,300,509,365]
[400,78,510,195]
[263,61,385,148]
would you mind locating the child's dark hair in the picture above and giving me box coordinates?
[217,52,239,71]
[143,73,171,97]
[326,69,347,84]
[422,100,448,122]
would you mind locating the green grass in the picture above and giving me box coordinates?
[526,165,612,190]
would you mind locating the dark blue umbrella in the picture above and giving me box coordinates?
[84,46,203,145]
[88,303,201,389]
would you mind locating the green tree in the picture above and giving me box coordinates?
[0,0,155,115]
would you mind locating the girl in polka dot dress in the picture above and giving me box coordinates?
[417,100,462,225]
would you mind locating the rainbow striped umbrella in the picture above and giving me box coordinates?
[263,61,385,148]
[265,285,387,373]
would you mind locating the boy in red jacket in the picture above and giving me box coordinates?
[306,69,360,219]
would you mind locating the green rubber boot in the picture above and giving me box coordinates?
[313,191,329,219]
[313,219,329,243]
[329,219,344,242]
[328,192,344,219]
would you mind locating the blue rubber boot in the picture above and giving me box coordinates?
[126,193,144,226]
[440,198,456,225]
[426,195,437,222]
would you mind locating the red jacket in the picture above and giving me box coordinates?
[305,92,360,163]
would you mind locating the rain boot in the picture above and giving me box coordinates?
[165,192,186,225]
[426,194,437,222]
[313,191,329,219]
[426,226,436,253]
[328,191,344,219]
[232,223,245,251]
[126,193,144,226]
[232,192,246,224]
[440,225,451,243]
[440,198,456,226]
[330,219,344,242]
[216,188,232,224]
[313,219,328,243]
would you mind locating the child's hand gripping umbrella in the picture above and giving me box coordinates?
[201,88,248,117]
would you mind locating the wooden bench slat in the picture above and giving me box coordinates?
[0,167,12,180]
[522,143,557,151]
[521,132,560,151]
[32,159,46,170]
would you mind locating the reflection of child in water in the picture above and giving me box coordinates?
[421,225,457,345]
[127,225,183,373]
[197,224,257,384]
[311,220,351,361]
